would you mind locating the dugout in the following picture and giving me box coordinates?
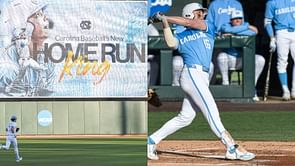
[149,0,295,101]
[149,35,256,102]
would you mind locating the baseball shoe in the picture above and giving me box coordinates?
[147,144,159,160]
[291,91,295,99]
[222,81,229,86]
[282,92,291,101]
[16,157,22,162]
[225,144,255,161]
[252,95,259,102]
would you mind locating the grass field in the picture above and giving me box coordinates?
[0,138,146,166]
[148,111,295,141]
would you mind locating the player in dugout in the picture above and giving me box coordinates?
[216,10,265,101]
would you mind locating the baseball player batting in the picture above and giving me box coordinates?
[147,3,255,161]
[265,0,295,101]
[0,115,22,162]
[0,0,54,96]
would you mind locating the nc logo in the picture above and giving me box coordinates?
[38,110,52,127]
[80,20,92,30]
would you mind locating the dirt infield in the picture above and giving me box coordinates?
[148,98,295,165]
[148,140,295,166]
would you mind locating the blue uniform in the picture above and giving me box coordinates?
[175,21,216,71]
[206,0,243,34]
[149,20,229,146]
[174,25,186,34]
[217,21,265,94]
[220,22,256,57]
[221,22,256,36]
[264,0,295,99]
[265,0,295,37]
[148,5,256,160]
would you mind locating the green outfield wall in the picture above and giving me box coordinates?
[0,101,147,135]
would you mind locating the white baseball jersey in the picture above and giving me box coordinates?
[2,121,21,161]
[6,121,17,137]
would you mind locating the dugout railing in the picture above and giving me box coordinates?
[148,35,256,102]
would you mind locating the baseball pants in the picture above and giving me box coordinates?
[276,29,295,93]
[2,136,21,160]
[150,65,226,144]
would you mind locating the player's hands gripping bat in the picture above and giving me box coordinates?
[148,12,165,25]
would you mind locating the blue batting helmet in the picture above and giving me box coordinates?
[11,115,17,121]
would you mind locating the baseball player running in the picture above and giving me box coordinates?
[217,10,265,101]
[0,115,22,162]
[265,0,295,100]
[147,3,255,161]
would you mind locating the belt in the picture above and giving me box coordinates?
[186,64,209,73]
[277,28,295,32]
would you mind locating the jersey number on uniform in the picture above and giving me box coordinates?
[203,39,211,49]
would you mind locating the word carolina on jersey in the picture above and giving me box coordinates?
[179,31,207,45]
[275,6,295,15]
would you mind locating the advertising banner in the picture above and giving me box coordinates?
[0,0,147,98]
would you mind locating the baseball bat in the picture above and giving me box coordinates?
[148,17,154,25]
[263,51,273,101]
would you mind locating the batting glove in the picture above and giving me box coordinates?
[269,37,276,53]
[151,12,166,23]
